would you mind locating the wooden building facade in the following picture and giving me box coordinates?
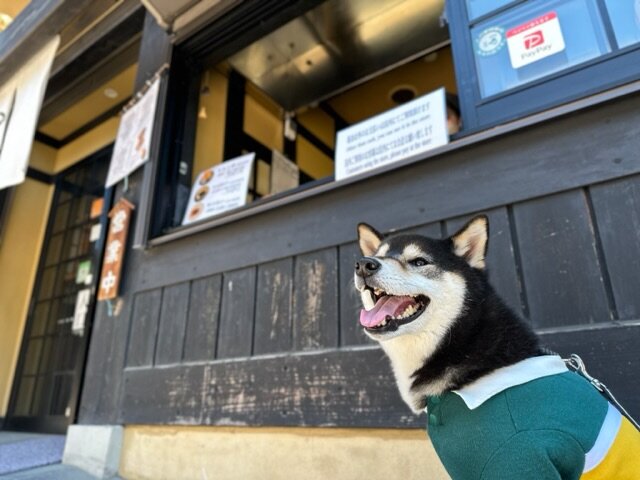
[1,0,639,478]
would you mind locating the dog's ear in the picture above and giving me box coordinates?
[357,223,383,256]
[450,215,489,269]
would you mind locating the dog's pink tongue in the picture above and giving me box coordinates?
[360,296,414,328]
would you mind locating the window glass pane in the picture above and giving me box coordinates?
[466,0,517,21]
[471,0,610,98]
[23,339,43,375]
[30,302,51,337]
[604,0,640,48]
[14,377,35,416]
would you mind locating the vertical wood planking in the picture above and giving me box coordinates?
[183,275,222,362]
[339,242,373,346]
[293,248,339,351]
[253,258,293,355]
[126,289,162,367]
[217,267,256,358]
[155,282,190,365]
[590,175,640,320]
[403,221,444,238]
[513,190,611,329]
[446,208,525,318]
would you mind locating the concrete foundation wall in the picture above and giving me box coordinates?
[119,425,450,480]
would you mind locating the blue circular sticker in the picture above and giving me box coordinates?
[475,27,505,56]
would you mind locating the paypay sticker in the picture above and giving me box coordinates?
[506,12,565,69]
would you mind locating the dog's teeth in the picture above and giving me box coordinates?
[362,289,375,311]
[381,319,387,326]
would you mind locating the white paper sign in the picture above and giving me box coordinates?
[105,78,161,187]
[72,288,92,336]
[0,36,60,190]
[335,88,448,181]
[0,90,15,153]
[89,223,102,242]
[182,153,255,225]
[507,12,565,69]
[270,150,299,194]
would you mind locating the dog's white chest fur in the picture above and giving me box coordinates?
[379,272,467,412]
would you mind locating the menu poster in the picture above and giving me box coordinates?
[335,88,448,181]
[182,153,255,225]
[105,78,161,187]
[270,150,299,195]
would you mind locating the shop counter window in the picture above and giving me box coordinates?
[146,0,640,241]
[154,0,456,235]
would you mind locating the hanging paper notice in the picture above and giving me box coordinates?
[0,36,60,190]
[506,12,565,69]
[105,78,161,187]
[270,150,299,194]
[335,88,448,181]
[72,288,92,336]
[182,153,255,225]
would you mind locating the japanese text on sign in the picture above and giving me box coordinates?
[507,12,565,69]
[335,88,448,181]
[98,198,134,301]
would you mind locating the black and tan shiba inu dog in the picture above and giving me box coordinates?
[354,216,640,480]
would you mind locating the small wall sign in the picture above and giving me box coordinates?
[105,78,161,187]
[335,88,449,181]
[506,12,565,69]
[72,288,92,336]
[98,198,134,301]
[270,150,299,195]
[182,153,255,225]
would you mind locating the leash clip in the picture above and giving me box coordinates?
[563,353,640,432]
[564,354,604,392]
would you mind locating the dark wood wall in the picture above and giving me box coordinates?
[78,16,640,427]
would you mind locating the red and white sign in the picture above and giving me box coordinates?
[98,198,134,301]
[506,12,565,69]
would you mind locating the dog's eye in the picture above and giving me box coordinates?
[409,257,429,267]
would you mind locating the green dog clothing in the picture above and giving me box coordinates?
[425,356,640,479]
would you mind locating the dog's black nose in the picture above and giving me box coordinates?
[355,257,381,277]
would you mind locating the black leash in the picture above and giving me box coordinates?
[541,347,640,432]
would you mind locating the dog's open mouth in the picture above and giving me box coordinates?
[360,287,430,333]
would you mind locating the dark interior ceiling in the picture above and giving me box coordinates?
[226,0,448,111]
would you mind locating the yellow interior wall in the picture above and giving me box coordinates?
[296,137,333,180]
[0,174,55,415]
[54,116,119,173]
[0,0,29,19]
[328,46,456,124]
[297,108,335,149]
[39,64,137,140]
[120,425,451,480]
[29,141,57,174]
[193,69,228,180]
[243,92,283,154]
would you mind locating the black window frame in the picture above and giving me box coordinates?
[447,0,640,132]
[0,187,14,246]
[147,0,329,238]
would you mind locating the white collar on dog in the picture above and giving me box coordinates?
[452,355,568,410]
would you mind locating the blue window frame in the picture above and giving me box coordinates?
[447,0,640,131]
[604,0,640,49]
[466,0,519,21]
